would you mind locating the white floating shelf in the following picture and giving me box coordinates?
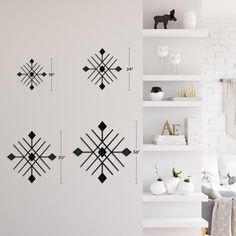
[143,192,208,203]
[143,144,201,152]
[143,217,208,228]
[143,74,203,82]
[143,29,209,38]
[143,101,202,107]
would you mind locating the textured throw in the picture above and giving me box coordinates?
[232,199,236,236]
[223,81,236,139]
[211,198,236,236]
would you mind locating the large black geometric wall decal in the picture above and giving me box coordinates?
[73,121,131,183]
[83,48,122,90]
[17,59,47,90]
[7,131,57,183]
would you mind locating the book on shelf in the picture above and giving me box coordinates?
[184,118,200,145]
[168,97,202,101]
[153,135,187,145]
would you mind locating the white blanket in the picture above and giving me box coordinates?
[223,81,236,139]
[212,198,236,236]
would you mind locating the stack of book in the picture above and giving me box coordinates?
[153,135,187,145]
[168,97,202,101]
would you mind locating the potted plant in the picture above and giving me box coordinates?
[150,87,164,101]
[150,165,166,195]
[178,176,194,195]
[164,168,182,194]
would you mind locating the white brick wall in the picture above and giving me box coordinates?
[202,20,236,154]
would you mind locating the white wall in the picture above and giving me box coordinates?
[202,0,236,19]
[0,1,143,236]
[202,20,236,163]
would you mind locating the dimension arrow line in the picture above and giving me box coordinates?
[50,58,54,92]
[128,47,131,91]
[135,120,138,184]
[59,130,63,184]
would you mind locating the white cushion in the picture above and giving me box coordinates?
[224,183,236,192]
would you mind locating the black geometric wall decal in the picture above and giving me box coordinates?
[17,59,47,90]
[83,48,122,90]
[73,121,131,183]
[7,131,57,183]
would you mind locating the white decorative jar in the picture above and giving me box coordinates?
[150,87,164,101]
[183,11,197,29]
[150,180,167,195]
[178,181,194,195]
[164,177,180,194]
[150,92,164,101]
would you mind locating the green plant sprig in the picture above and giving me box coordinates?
[184,175,191,183]
[172,168,182,178]
[155,164,163,181]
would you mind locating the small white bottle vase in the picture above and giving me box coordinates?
[164,176,180,194]
[183,11,197,29]
[150,180,167,195]
[178,181,194,195]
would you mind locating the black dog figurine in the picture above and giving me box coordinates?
[154,9,177,29]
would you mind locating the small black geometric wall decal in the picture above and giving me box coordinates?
[17,59,47,90]
[7,131,57,183]
[83,48,122,90]
[73,121,131,183]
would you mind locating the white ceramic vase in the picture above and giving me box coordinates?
[150,92,164,101]
[150,181,167,195]
[183,11,197,29]
[178,181,194,195]
[164,177,180,194]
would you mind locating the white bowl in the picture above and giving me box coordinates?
[150,92,164,101]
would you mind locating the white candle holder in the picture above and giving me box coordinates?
[157,45,168,74]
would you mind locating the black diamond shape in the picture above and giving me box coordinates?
[28,175,36,183]
[100,48,105,55]
[116,66,122,72]
[98,148,106,157]
[98,173,107,183]
[28,131,36,139]
[98,122,107,131]
[30,59,34,64]
[100,83,105,90]
[42,72,47,76]
[29,153,35,161]
[30,85,34,90]
[17,72,22,76]
[83,66,89,72]
[122,148,132,157]
[48,154,56,160]
[73,148,83,156]
[100,66,105,72]
[7,153,15,161]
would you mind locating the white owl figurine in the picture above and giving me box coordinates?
[157,45,168,58]
[170,54,181,65]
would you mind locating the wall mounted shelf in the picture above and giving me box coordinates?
[143,192,208,203]
[143,74,203,82]
[143,3,206,234]
[143,101,202,107]
[143,29,209,38]
[143,144,201,152]
[143,217,208,228]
